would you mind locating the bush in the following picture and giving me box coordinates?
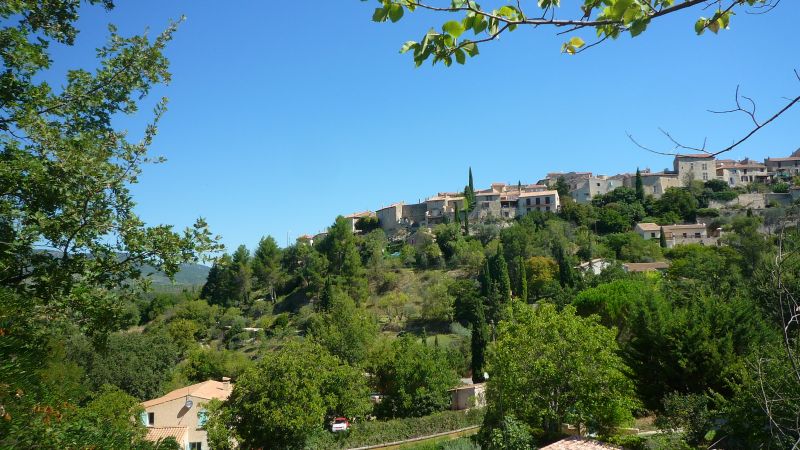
[772,182,790,193]
[695,208,720,218]
[710,191,738,202]
[306,409,485,449]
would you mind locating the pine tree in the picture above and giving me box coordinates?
[470,302,488,383]
[635,167,645,202]
[659,226,667,248]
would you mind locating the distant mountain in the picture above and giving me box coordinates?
[141,262,210,286]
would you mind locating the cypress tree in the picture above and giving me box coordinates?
[552,240,575,288]
[454,202,462,229]
[493,245,512,305]
[464,208,470,236]
[470,302,488,383]
[659,226,667,248]
[635,167,645,202]
[517,256,528,302]
[468,167,474,195]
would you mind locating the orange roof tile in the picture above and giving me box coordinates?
[540,436,621,449]
[141,380,233,408]
[145,426,187,443]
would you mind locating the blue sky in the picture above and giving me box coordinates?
[51,1,800,251]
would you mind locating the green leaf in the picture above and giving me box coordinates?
[400,41,418,54]
[372,6,389,22]
[443,21,465,39]
[612,0,634,19]
[454,48,466,65]
[694,18,707,35]
[462,42,479,56]
[388,4,404,22]
[569,36,585,48]
[473,17,487,34]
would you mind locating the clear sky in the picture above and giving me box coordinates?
[50,1,800,251]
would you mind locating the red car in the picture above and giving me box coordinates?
[331,417,350,432]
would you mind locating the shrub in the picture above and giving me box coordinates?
[306,409,485,449]
[710,191,738,202]
[695,208,720,218]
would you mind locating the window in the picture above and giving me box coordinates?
[141,412,154,426]
[651,232,656,238]
[702,163,707,170]
[198,410,208,428]
[545,197,550,204]
[596,183,600,187]
[682,233,687,238]
[695,233,701,238]
[702,173,708,181]
[526,198,531,206]
[546,206,550,211]
[526,207,531,213]
[535,198,541,205]
[189,443,202,450]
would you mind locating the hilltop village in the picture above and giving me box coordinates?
[308,150,800,247]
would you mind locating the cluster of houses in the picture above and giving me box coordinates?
[300,150,800,244]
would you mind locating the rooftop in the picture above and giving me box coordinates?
[518,190,559,198]
[145,426,188,444]
[540,436,622,450]
[675,153,715,159]
[635,222,661,231]
[141,379,233,408]
[623,262,670,272]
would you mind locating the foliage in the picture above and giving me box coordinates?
[657,188,698,222]
[317,216,370,303]
[226,340,372,449]
[180,347,252,383]
[67,330,180,400]
[305,409,485,449]
[654,393,714,446]
[421,274,456,323]
[308,288,378,365]
[372,335,459,418]
[0,2,220,338]
[487,302,638,434]
[479,414,534,450]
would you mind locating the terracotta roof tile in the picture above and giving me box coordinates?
[141,380,233,408]
[145,426,187,443]
[540,436,622,449]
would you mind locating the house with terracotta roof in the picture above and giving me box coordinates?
[517,190,560,215]
[634,222,662,240]
[622,261,670,273]
[540,436,622,450]
[716,158,770,187]
[765,149,800,179]
[344,211,375,233]
[140,379,233,450]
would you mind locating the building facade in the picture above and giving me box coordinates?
[141,379,233,450]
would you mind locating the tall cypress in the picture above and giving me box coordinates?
[468,167,474,195]
[470,302,488,383]
[454,202,462,228]
[493,245,512,305]
[635,167,645,202]
[517,256,528,302]
[659,226,667,248]
[464,208,470,236]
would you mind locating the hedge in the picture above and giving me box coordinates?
[306,409,485,449]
